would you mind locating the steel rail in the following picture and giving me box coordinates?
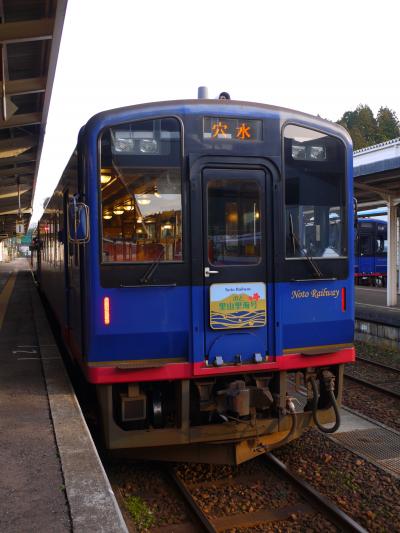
[169,454,369,533]
[167,466,216,533]
[265,453,368,533]
[355,355,400,374]
[344,373,400,399]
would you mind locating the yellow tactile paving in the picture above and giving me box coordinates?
[0,272,17,330]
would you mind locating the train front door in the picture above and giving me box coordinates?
[200,167,271,367]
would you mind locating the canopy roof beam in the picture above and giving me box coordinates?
[0,112,42,129]
[0,77,46,97]
[0,18,54,44]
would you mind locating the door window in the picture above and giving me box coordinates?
[360,235,371,255]
[207,179,261,266]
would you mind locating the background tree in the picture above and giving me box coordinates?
[376,107,400,143]
[337,105,400,149]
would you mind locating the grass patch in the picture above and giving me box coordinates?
[355,340,400,365]
[124,495,155,531]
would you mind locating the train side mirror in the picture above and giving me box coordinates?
[68,197,90,243]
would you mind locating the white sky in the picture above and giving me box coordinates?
[31,0,400,223]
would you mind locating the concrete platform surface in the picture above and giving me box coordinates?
[356,286,400,326]
[0,259,128,533]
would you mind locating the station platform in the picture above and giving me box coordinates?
[355,286,400,345]
[0,259,127,533]
[356,286,400,324]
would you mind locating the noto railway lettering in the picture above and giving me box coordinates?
[291,288,340,300]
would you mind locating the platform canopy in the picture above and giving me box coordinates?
[354,138,400,306]
[354,138,400,207]
[0,0,66,239]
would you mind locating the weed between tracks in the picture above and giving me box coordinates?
[355,340,400,368]
[124,495,155,531]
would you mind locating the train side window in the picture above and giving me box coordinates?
[376,235,387,254]
[99,118,182,264]
[284,125,346,260]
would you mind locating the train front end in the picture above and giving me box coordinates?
[79,99,354,464]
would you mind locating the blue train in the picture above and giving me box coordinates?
[355,218,387,286]
[34,95,355,464]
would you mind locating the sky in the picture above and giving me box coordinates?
[31,0,400,223]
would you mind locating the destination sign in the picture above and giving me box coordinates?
[203,117,262,141]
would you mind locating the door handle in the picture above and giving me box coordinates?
[204,267,219,278]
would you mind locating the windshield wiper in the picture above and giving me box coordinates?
[139,247,165,284]
[289,213,323,279]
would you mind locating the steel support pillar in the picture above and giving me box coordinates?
[398,215,400,295]
[387,200,397,306]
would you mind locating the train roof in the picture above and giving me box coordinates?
[84,99,352,145]
[358,218,387,225]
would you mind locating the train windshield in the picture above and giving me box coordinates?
[99,117,182,263]
[284,125,347,259]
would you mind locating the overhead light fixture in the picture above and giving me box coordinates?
[113,206,124,215]
[137,198,151,205]
[100,171,112,184]
[136,217,143,224]
[123,200,134,211]
[162,221,172,230]
[103,212,112,220]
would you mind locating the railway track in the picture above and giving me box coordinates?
[355,355,400,373]
[168,453,367,533]
[345,357,400,399]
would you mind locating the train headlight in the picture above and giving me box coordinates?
[309,145,326,160]
[114,138,135,153]
[139,139,158,153]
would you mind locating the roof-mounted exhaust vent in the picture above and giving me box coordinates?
[197,86,208,99]
[218,91,231,100]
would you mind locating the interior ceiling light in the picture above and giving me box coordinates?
[103,212,112,220]
[113,206,124,215]
[101,173,112,184]
[123,201,134,211]
[162,221,172,230]
[136,217,143,224]
[137,198,151,205]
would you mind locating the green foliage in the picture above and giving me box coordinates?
[376,107,400,142]
[337,105,400,150]
[124,495,155,531]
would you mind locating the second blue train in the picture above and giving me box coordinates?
[355,218,387,286]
